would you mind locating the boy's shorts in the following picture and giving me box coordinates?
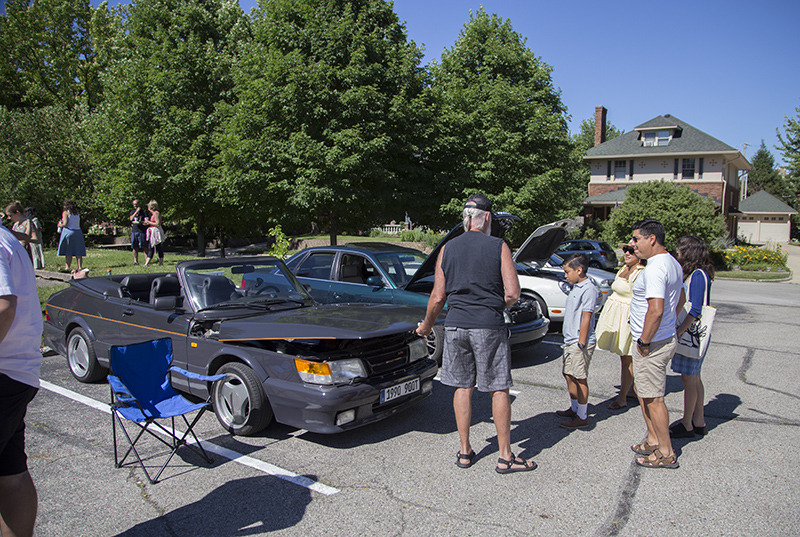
[562,342,596,380]
[131,230,147,251]
[632,336,677,399]
[0,374,39,476]
[440,327,512,392]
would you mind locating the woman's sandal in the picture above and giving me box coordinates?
[636,448,679,469]
[631,441,658,455]
[456,451,476,469]
[495,453,537,474]
[608,401,627,410]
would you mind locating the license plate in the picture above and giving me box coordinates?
[380,378,420,404]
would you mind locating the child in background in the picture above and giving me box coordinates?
[556,254,599,429]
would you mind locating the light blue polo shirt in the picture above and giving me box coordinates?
[563,278,598,346]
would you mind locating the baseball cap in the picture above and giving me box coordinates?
[464,192,493,212]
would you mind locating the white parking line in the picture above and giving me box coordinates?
[39,380,340,496]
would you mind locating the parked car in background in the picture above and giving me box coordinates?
[543,254,615,309]
[512,221,604,323]
[285,213,550,364]
[43,256,437,436]
[554,239,618,271]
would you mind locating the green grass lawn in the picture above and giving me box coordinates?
[715,269,792,281]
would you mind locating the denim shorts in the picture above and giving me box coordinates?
[440,327,512,392]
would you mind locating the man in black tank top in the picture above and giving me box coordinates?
[417,193,536,474]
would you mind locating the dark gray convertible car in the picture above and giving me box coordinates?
[43,256,437,436]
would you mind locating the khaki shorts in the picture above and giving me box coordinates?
[562,342,595,380]
[632,336,677,399]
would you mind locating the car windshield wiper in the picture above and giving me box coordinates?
[196,301,247,313]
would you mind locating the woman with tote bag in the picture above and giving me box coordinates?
[669,236,715,438]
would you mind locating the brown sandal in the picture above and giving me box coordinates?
[631,441,658,455]
[636,448,679,469]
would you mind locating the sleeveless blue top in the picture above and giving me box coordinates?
[440,231,506,329]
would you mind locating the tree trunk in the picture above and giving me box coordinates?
[219,227,226,258]
[329,213,338,246]
[197,211,206,257]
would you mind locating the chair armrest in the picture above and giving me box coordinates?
[107,375,137,404]
[169,366,227,383]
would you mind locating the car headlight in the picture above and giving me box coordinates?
[409,338,428,362]
[601,279,613,287]
[559,281,572,295]
[295,357,366,385]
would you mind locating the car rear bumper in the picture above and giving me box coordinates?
[265,358,438,434]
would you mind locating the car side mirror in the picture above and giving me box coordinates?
[366,276,384,288]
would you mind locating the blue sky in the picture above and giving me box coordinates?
[6,0,798,164]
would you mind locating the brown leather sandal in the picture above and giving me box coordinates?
[631,441,658,455]
[636,448,679,469]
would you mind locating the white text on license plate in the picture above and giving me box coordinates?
[380,378,420,404]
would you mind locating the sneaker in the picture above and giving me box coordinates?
[559,417,589,430]
[133,261,139,265]
[555,408,577,418]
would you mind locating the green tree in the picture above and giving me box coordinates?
[572,116,623,154]
[91,0,251,255]
[776,101,800,213]
[426,8,575,241]
[748,140,785,197]
[603,180,726,251]
[219,0,429,245]
[0,0,104,110]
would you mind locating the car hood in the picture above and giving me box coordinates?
[404,212,520,290]
[512,219,578,266]
[218,303,423,342]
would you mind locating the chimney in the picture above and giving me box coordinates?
[594,106,607,146]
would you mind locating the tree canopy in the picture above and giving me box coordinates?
[604,180,726,251]
[426,8,576,241]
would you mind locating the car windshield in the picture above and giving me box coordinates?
[182,259,313,311]
[372,250,427,287]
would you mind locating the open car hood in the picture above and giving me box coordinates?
[512,219,578,267]
[404,212,520,290]
[217,303,422,341]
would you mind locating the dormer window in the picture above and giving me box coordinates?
[643,130,671,147]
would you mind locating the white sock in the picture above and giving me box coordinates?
[577,403,588,420]
[570,399,578,414]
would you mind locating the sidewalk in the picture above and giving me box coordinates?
[784,243,800,284]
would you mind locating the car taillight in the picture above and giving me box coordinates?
[600,252,607,258]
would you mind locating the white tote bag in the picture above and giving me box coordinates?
[675,270,715,359]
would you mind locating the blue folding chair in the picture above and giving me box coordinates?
[108,338,226,484]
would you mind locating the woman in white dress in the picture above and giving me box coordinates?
[595,245,645,410]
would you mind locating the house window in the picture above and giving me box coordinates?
[644,130,671,146]
[614,160,627,180]
[682,158,695,179]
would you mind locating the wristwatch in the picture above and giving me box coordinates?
[577,343,586,350]
[637,338,650,348]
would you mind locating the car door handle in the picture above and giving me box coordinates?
[122,309,135,316]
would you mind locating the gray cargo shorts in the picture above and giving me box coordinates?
[440,327,513,392]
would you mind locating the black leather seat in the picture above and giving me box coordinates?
[149,276,180,304]
[201,276,238,307]
[120,274,154,301]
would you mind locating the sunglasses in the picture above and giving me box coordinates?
[622,246,635,254]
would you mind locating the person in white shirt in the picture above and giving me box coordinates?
[0,223,43,537]
[628,219,684,469]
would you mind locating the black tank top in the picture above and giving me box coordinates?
[440,231,506,329]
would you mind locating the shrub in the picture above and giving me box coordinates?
[400,228,444,250]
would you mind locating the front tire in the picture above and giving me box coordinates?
[212,363,273,436]
[66,327,107,383]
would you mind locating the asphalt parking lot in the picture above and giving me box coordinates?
[24,278,800,536]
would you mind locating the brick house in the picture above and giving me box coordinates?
[582,107,751,234]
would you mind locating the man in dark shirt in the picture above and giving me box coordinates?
[417,193,536,474]
[129,199,149,265]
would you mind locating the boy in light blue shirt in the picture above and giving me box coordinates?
[556,254,599,429]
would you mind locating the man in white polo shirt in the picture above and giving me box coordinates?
[628,219,683,469]
[0,222,43,536]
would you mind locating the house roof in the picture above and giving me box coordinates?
[739,190,798,214]
[585,114,752,170]
[583,187,628,205]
